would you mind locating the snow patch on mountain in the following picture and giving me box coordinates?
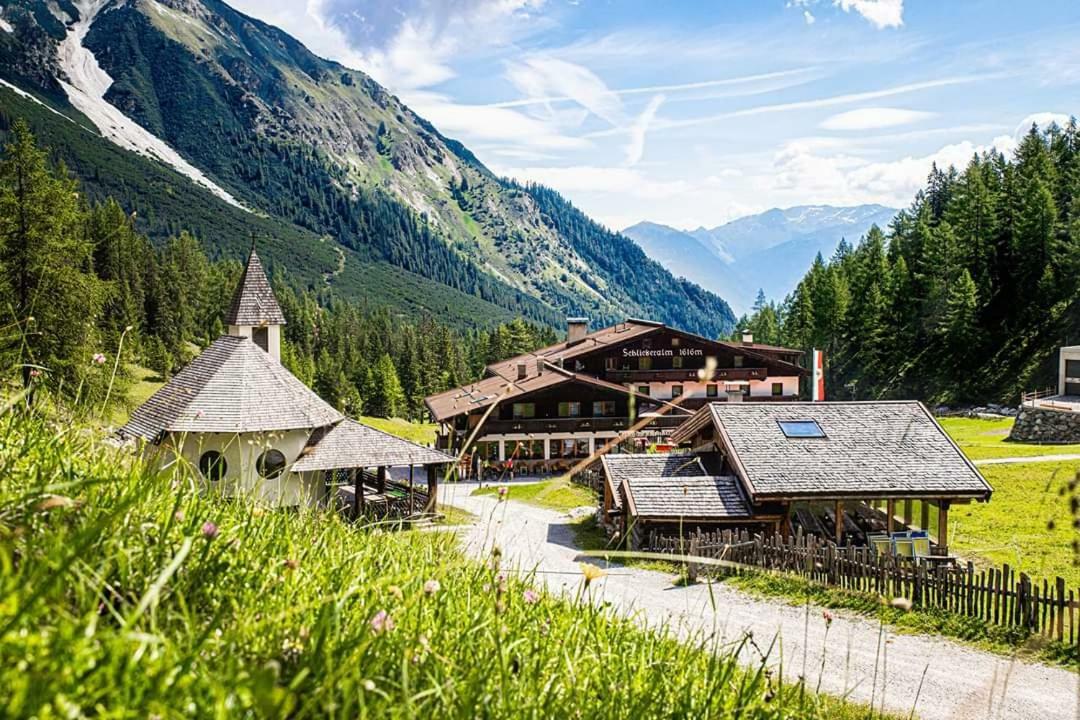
[56,0,246,210]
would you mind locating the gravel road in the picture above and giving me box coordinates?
[440,482,1079,720]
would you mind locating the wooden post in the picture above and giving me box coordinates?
[425,464,439,514]
[408,465,415,511]
[835,500,845,545]
[351,468,360,519]
[937,500,950,553]
[902,499,913,528]
[920,500,930,532]
[357,468,366,517]
[376,466,387,493]
[886,499,896,534]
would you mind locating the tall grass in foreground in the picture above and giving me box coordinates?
[0,412,887,719]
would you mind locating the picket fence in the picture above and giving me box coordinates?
[647,527,1080,645]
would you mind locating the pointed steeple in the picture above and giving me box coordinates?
[226,246,285,360]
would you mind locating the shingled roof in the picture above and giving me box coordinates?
[674,401,992,501]
[121,335,342,441]
[292,419,455,471]
[623,475,752,519]
[225,250,286,326]
[601,453,712,512]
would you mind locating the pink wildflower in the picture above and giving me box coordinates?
[523,589,539,605]
[423,579,441,596]
[497,486,508,499]
[92,353,107,365]
[370,610,395,635]
[201,521,219,540]
[28,369,42,378]
[822,610,833,626]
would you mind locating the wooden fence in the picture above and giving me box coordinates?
[647,527,1080,645]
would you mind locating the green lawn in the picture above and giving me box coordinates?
[0,410,889,719]
[473,479,597,512]
[937,416,1080,460]
[358,415,438,445]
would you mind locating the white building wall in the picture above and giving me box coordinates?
[1059,346,1080,395]
[157,428,323,507]
[227,324,281,362]
[633,376,800,400]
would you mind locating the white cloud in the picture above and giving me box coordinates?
[1014,112,1072,138]
[624,94,665,166]
[834,0,903,29]
[821,107,934,130]
[505,57,623,126]
[804,10,816,24]
[493,165,689,199]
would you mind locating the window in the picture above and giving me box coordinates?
[637,385,650,396]
[642,338,652,349]
[639,356,653,370]
[512,403,536,419]
[772,382,784,397]
[511,440,544,459]
[605,356,618,370]
[671,337,681,347]
[733,355,744,368]
[778,420,826,438]
[558,401,582,417]
[252,326,269,353]
[671,384,683,398]
[199,450,227,482]
[256,449,287,479]
[706,384,718,398]
[672,356,683,369]
[475,441,499,460]
[593,400,616,417]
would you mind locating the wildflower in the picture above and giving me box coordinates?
[579,562,606,587]
[523,589,539,605]
[174,510,185,522]
[388,585,404,601]
[423,579,441,596]
[497,486,509,500]
[822,610,833,627]
[363,679,376,692]
[28,368,42,378]
[92,353,107,365]
[36,495,75,511]
[370,610,394,634]
[890,597,913,612]
[495,571,508,595]
[125,325,134,332]
[201,521,219,540]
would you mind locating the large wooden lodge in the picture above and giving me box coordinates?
[424,319,807,474]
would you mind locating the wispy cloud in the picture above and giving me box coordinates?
[821,107,934,130]
[625,94,665,165]
[835,0,904,29]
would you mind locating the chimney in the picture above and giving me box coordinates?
[516,362,528,380]
[740,329,754,345]
[535,358,545,375]
[567,317,589,345]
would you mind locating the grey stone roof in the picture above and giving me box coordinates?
[121,335,342,441]
[225,250,286,326]
[293,419,455,471]
[703,401,992,500]
[601,453,711,512]
[623,474,751,519]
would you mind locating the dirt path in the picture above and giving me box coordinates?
[439,483,1078,720]
[974,454,1080,466]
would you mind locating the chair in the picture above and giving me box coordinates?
[893,539,915,558]
[870,536,892,556]
[910,533,931,558]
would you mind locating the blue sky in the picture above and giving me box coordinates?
[230,0,1080,230]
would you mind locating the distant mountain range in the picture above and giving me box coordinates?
[624,205,898,314]
[0,0,734,336]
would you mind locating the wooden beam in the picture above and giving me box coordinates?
[903,499,913,528]
[920,500,930,532]
[376,466,387,493]
[886,499,896,535]
[425,464,439,514]
[937,500,950,552]
[835,500,845,544]
[351,468,359,519]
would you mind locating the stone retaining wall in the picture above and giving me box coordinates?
[1009,404,1080,443]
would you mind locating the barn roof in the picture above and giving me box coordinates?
[672,401,992,501]
[292,419,455,471]
[225,250,286,326]
[600,453,712,513]
[120,335,342,440]
[622,474,752,519]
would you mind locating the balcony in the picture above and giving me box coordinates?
[604,367,769,383]
[471,414,686,436]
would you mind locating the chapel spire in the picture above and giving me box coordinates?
[225,244,285,361]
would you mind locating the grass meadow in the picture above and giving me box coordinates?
[0,409,889,719]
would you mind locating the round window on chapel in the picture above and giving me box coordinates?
[198,450,227,482]
[257,449,287,479]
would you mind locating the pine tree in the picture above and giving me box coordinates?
[368,353,405,418]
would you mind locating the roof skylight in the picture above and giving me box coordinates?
[777,420,826,438]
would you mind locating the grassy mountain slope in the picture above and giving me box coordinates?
[0,84,533,329]
[0,0,735,336]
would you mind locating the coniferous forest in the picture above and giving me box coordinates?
[0,122,556,419]
[735,120,1080,404]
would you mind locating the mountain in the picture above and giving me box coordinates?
[0,0,735,336]
[624,204,897,313]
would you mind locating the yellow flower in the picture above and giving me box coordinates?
[579,563,606,586]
